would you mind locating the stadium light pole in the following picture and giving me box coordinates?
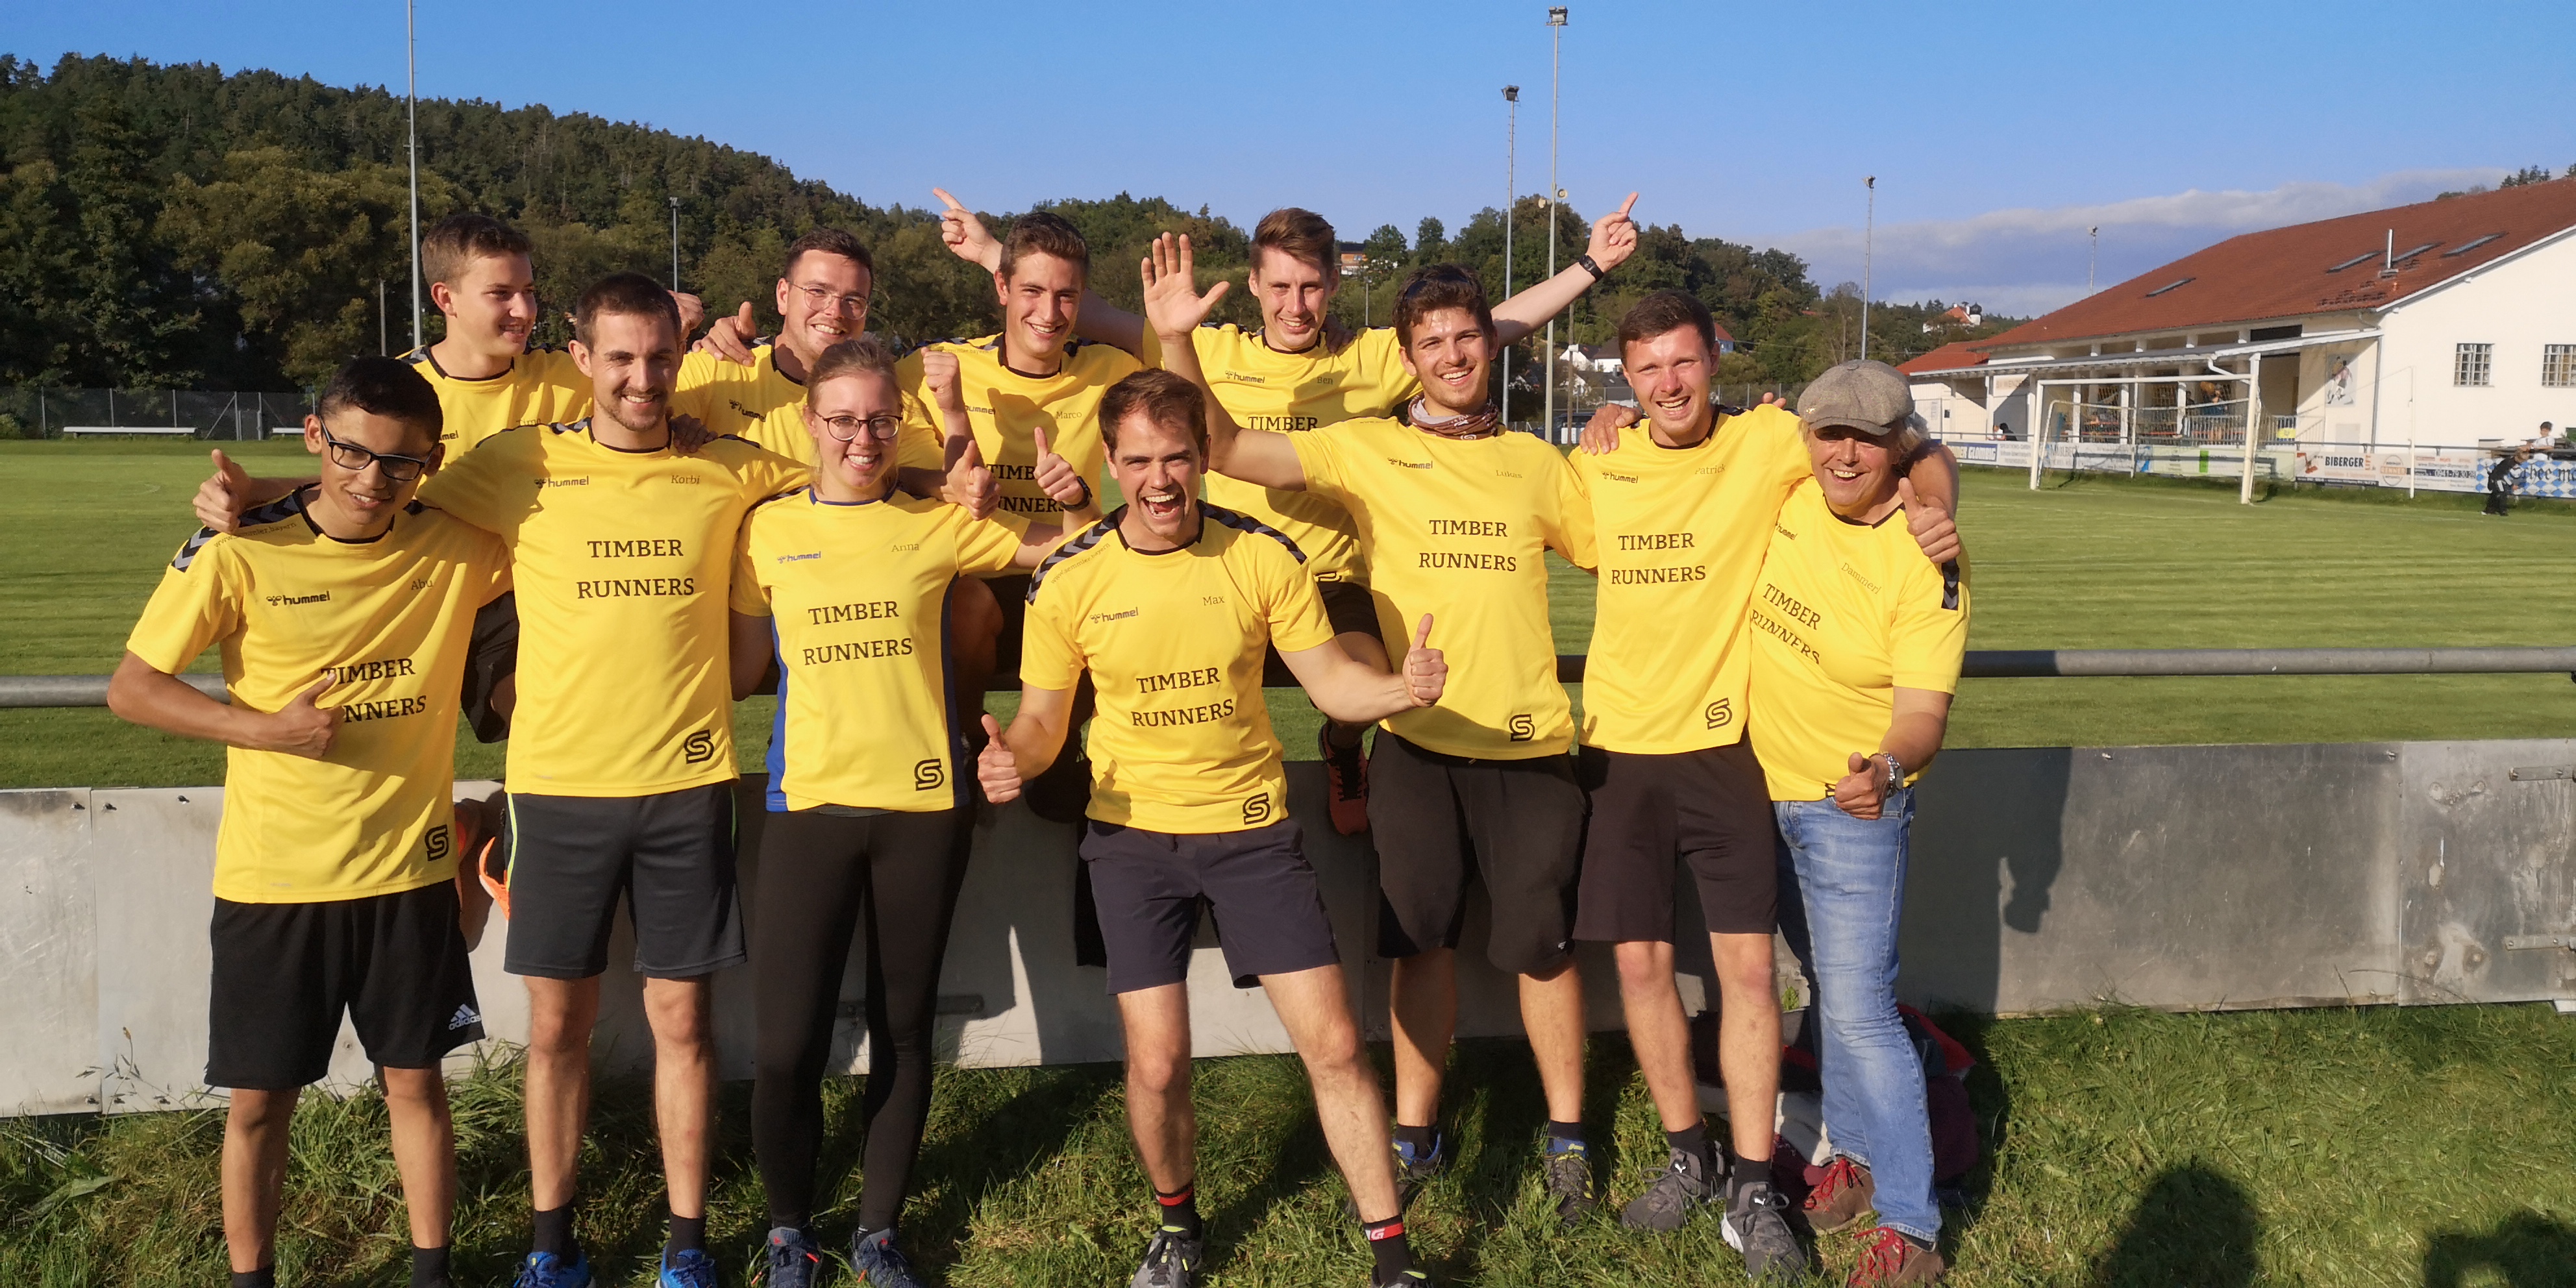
[1544,6,1565,442]
[1860,175,1874,362]
[669,196,682,290]
[1503,85,1518,429]
[2088,225,2099,291]
[406,0,421,352]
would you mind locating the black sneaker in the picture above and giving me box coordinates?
[1374,1271,1435,1287]
[1724,1182,1811,1282]
[1541,1141,1596,1226]
[849,1226,926,1288]
[1619,1145,1715,1232]
[1348,1132,1444,1219]
[1128,1228,1203,1288]
[755,1228,823,1288]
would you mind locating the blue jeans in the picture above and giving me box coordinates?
[1774,789,1938,1243]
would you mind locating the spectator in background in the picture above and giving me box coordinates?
[1990,421,2009,441]
[2485,436,2535,516]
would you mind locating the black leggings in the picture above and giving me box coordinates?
[752,806,971,1233]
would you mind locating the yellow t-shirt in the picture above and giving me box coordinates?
[1140,324,1418,584]
[401,345,589,452]
[671,341,815,465]
[416,421,809,797]
[1288,419,1594,759]
[127,490,512,903]
[732,489,1030,812]
[1747,480,1971,801]
[1020,506,1333,833]
[895,336,1142,527]
[1574,404,1814,754]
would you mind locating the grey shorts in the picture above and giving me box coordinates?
[499,783,744,980]
[1080,819,1341,994]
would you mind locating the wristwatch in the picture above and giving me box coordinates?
[1576,253,1605,281]
[1879,752,1903,793]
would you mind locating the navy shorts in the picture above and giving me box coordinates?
[1080,819,1341,993]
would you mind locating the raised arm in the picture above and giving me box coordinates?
[1279,613,1446,725]
[1139,233,1306,491]
[106,651,338,758]
[936,187,1146,355]
[1491,192,1639,346]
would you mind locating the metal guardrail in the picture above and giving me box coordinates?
[8,648,2576,709]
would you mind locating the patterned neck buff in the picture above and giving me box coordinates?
[1406,397,1502,440]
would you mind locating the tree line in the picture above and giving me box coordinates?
[0,53,2018,394]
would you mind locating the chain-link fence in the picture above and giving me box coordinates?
[0,388,315,440]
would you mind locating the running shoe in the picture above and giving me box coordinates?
[1619,1145,1715,1232]
[1803,1156,1877,1233]
[850,1227,926,1287]
[1373,1271,1435,1287]
[1846,1227,1946,1285]
[1723,1182,1811,1282]
[1351,1131,1446,1219]
[1128,1228,1204,1288]
[754,1228,823,1288]
[1541,1140,1596,1226]
[659,1248,721,1288]
[1319,724,1370,836]
[511,1252,592,1288]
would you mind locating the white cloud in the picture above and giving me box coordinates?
[1766,169,2507,317]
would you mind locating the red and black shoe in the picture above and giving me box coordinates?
[1847,1226,1946,1285]
[1319,724,1370,836]
[1803,1156,1877,1234]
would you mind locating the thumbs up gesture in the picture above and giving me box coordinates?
[193,449,259,533]
[695,300,760,365]
[1898,475,1959,564]
[1401,614,1447,708]
[1032,425,1091,513]
[260,676,341,760]
[1831,751,1887,819]
[976,713,1022,804]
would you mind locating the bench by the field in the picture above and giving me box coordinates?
[60,425,195,437]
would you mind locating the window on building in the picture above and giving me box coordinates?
[2545,344,2576,388]
[2455,343,2493,387]
[2441,232,2505,258]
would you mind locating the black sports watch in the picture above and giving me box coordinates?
[1576,253,1605,281]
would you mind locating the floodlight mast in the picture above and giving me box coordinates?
[1861,175,1874,362]
[1544,7,1565,441]
[406,0,421,351]
[1503,84,1518,428]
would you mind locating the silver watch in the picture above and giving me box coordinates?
[1880,752,1903,792]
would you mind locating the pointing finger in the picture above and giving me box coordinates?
[1413,614,1433,650]
[1615,191,1638,220]
[934,187,965,212]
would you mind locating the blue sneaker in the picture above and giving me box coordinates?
[512,1251,593,1288]
[660,1246,722,1288]
[756,1228,824,1288]
[850,1226,927,1287]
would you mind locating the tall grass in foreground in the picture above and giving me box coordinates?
[5,1004,2574,1285]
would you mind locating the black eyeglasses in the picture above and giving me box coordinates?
[790,282,873,317]
[815,413,905,443]
[318,424,431,482]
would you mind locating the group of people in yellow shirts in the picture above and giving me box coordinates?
[111,190,1971,1288]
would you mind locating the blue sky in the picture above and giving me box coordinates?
[18,0,2576,316]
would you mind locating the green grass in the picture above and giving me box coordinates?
[6,1007,2574,1285]
[8,444,2576,1284]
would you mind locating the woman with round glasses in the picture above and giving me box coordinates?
[727,336,1093,1287]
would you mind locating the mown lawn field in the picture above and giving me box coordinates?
[3,441,2574,1285]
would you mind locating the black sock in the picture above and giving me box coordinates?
[232,1270,276,1288]
[1664,1121,1713,1173]
[1544,1119,1586,1152]
[1393,1124,1438,1158]
[1363,1214,1414,1280]
[1731,1152,1776,1200]
[411,1245,452,1288]
[667,1211,706,1256]
[532,1203,578,1259]
[1153,1185,1202,1239]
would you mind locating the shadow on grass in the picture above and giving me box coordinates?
[900,1060,1124,1269]
[2086,1162,2258,1287]
[2423,1211,2576,1288]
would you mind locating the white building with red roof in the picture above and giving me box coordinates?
[1902,180,2576,461]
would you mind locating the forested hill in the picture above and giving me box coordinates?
[0,53,2016,391]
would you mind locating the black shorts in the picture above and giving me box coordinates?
[1572,741,1779,941]
[985,573,1033,675]
[501,783,744,980]
[1260,578,1385,686]
[1080,819,1340,994]
[207,882,484,1089]
[1367,732,1586,975]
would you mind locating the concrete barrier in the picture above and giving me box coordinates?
[3,741,2571,1116]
